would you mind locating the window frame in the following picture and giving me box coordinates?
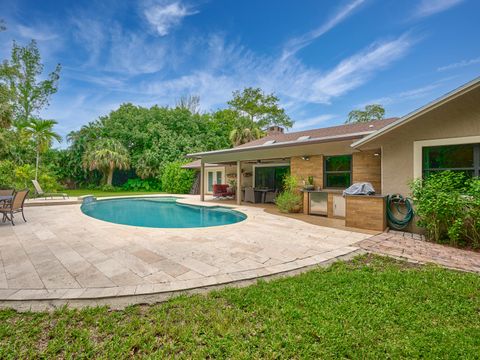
[323,155,352,189]
[422,143,480,178]
[252,163,290,191]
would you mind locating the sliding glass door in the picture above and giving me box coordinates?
[254,165,290,190]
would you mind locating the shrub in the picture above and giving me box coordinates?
[411,171,480,248]
[276,191,303,213]
[122,178,161,192]
[0,160,60,193]
[160,161,196,194]
[276,174,302,213]
[100,184,118,192]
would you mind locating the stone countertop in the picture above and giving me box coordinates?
[301,189,343,194]
[344,193,386,198]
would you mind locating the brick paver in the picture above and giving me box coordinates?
[359,232,480,273]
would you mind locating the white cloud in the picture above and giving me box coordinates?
[144,1,198,36]
[142,31,415,113]
[291,114,336,131]
[280,34,414,104]
[414,0,463,18]
[16,24,58,41]
[282,0,365,60]
[438,56,480,71]
[359,82,443,108]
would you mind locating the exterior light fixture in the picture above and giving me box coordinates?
[302,156,310,161]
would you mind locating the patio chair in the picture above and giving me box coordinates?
[0,189,29,226]
[244,187,256,203]
[264,190,277,204]
[31,180,69,200]
[213,184,234,199]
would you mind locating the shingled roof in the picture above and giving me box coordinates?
[235,118,398,149]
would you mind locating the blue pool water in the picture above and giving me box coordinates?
[81,197,246,228]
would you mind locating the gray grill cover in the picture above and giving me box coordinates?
[343,182,375,196]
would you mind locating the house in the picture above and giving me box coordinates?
[186,77,480,232]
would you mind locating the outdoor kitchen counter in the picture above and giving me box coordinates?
[344,194,387,232]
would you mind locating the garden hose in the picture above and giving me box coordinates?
[386,194,414,230]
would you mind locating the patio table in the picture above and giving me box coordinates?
[0,195,13,222]
[0,195,13,203]
[254,188,274,203]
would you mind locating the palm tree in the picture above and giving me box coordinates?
[229,118,263,146]
[82,138,130,186]
[24,118,62,180]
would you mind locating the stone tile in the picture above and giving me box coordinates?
[75,265,116,288]
[94,258,130,278]
[132,249,165,264]
[0,197,374,304]
[151,259,190,277]
[110,271,144,286]
[144,271,175,284]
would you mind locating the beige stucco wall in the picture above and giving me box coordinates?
[359,86,480,196]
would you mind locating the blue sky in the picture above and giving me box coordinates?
[1,0,479,146]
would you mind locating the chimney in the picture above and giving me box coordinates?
[267,125,284,135]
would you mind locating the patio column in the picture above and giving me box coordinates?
[236,160,241,205]
[200,159,205,202]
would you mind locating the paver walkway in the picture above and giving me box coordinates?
[359,232,480,273]
[0,195,369,310]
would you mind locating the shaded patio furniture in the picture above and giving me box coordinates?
[212,184,234,199]
[0,190,14,206]
[264,190,277,204]
[32,180,69,200]
[0,189,29,226]
[244,187,257,203]
[254,188,274,203]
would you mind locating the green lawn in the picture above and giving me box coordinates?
[1,255,479,358]
[64,189,165,198]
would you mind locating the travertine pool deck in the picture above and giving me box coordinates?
[0,195,369,310]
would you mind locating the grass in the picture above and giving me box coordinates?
[64,189,165,198]
[1,255,479,358]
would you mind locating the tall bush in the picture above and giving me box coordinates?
[411,171,480,248]
[276,174,302,213]
[0,159,59,192]
[160,161,196,194]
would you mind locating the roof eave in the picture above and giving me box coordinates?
[351,76,480,148]
[187,131,374,158]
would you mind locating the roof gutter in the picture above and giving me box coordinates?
[351,76,480,148]
[187,131,374,158]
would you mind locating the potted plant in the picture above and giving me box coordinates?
[303,176,315,190]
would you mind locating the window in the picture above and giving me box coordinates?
[422,143,480,178]
[254,166,290,190]
[324,155,352,188]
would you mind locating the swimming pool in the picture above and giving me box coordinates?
[81,197,246,228]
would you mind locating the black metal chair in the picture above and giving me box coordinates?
[0,189,29,226]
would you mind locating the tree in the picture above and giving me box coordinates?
[176,95,200,114]
[229,117,263,146]
[0,19,6,32]
[227,87,293,130]
[82,138,130,186]
[0,63,14,128]
[3,40,61,128]
[346,104,385,124]
[23,119,61,180]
